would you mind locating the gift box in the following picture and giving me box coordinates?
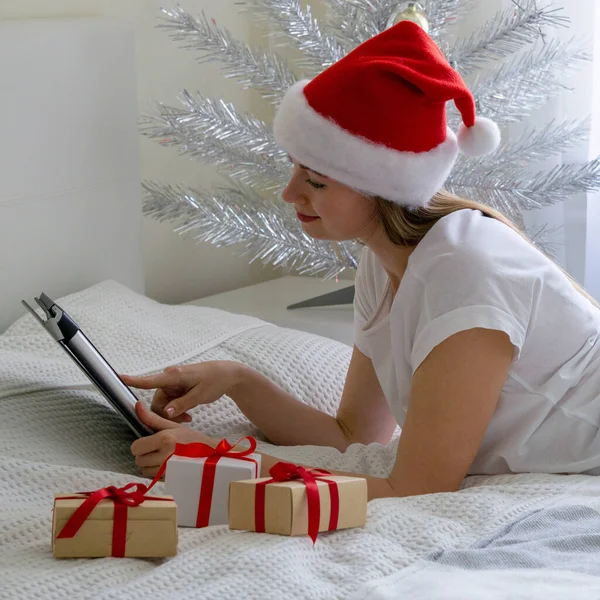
[164,436,261,528]
[228,462,367,543]
[52,485,177,558]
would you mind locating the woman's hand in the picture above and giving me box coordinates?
[130,401,217,478]
[120,360,245,422]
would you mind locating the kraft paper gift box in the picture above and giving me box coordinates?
[164,438,261,528]
[228,462,368,542]
[52,492,177,558]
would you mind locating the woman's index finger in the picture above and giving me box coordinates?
[120,373,164,390]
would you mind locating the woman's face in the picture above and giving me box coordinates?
[281,157,379,242]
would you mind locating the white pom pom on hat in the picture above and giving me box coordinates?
[457,117,502,157]
[273,20,501,207]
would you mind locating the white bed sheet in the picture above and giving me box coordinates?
[1,281,599,600]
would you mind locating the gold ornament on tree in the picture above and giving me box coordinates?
[386,2,430,33]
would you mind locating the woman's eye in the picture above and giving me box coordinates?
[305,178,326,190]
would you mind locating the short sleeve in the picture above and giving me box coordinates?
[410,250,530,373]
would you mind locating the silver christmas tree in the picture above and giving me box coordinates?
[141,0,600,282]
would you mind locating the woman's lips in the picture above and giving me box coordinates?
[296,212,320,222]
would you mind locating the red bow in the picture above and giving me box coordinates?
[156,436,259,528]
[254,461,340,544]
[55,478,172,557]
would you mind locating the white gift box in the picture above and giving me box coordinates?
[164,453,261,528]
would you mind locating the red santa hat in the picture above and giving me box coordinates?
[273,20,500,207]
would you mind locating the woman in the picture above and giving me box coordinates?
[122,21,600,500]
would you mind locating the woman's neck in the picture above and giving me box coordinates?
[365,230,415,294]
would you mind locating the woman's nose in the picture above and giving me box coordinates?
[282,173,305,204]
[281,180,294,204]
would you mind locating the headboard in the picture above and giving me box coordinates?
[0,17,145,332]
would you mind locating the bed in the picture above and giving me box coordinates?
[2,17,600,600]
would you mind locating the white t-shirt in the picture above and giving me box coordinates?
[354,208,600,475]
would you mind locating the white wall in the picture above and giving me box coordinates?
[0,0,280,305]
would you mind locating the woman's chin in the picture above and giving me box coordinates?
[299,219,353,242]
[302,228,346,242]
[299,219,321,233]
[304,231,329,241]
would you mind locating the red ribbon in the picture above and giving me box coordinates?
[55,476,172,557]
[155,436,259,528]
[254,461,340,544]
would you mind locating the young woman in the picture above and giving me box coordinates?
[122,21,600,500]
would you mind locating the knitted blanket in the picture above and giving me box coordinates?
[1,280,598,599]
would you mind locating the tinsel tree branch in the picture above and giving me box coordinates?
[494,119,590,170]
[143,181,360,277]
[527,158,600,199]
[240,0,345,73]
[326,0,472,47]
[140,90,288,190]
[461,37,590,125]
[323,0,368,51]
[447,158,600,218]
[157,6,297,105]
[422,0,479,40]
[448,0,569,75]
[325,0,391,47]
[457,118,590,176]
[526,222,563,259]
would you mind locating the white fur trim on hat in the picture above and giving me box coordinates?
[457,117,501,157]
[273,80,459,206]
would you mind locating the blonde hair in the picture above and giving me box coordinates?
[370,189,599,308]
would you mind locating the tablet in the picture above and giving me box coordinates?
[21,293,154,438]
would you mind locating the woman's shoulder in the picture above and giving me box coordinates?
[409,208,541,280]
[424,208,525,251]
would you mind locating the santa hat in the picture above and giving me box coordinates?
[273,20,500,207]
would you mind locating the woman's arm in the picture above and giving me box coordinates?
[132,328,513,500]
[229,345,397,451]
[256,327,515,499]
[130,346,397,476]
